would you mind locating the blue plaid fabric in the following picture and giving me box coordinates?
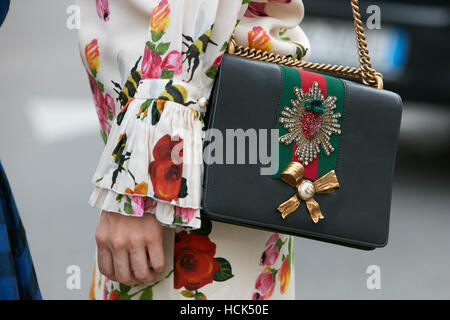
[0,161,41,300]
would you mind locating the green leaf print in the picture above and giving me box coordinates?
[137,99,152,120]
[124,197,133,215]
[205,65,218,79]
[100,130,108,144]
[275,238,286,252]
[278,28,291,41]
[155,42,170,56]
[139,286,153,300]
[161,68,174,79]
[288,235,293,264]
[107,108,113,121]
[178,177,188,198]
[90,66,97,78]
[151,30,165,42]
[172,216,187,225]
[151,101,162,125]
[214,257,234,282]
[270,268,278,282]
[180,290,195,298]
[119,283,131,293]
[96,80,105,93]
[193,218,212,236]
[146,41,156,51]
[118,293,131,300]
[220,41,228,52]
[195,292,207,300]
[181,290,207,300]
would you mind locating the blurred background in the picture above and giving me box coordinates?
[0,0,449,299]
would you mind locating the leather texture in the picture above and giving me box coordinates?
[203,54,403,249]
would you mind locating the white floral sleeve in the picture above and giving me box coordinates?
[236,0,310,59]
[79,0,309,230]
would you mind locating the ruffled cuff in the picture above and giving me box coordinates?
[88,96,204,229]
[89,188,201,228]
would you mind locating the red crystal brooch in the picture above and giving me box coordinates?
[279,82,341,165]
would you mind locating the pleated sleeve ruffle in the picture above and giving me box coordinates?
[87,0,244,229]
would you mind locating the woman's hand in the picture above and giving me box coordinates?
[95,210,166,286]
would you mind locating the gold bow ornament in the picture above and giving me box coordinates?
[277,162,340,223]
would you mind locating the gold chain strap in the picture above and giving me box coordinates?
[227,0,383,89]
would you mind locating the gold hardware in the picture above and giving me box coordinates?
[227,0,383,89]
[277,162,340,223]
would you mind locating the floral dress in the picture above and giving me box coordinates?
[78,0,310,300]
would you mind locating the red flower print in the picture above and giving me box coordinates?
[161,50,182,76]
[107,289,119,300]
[175,206,197,224]
[244,0,292,18]
[124,182,149,217]
[149,160,182,201]
[206,54,224,79]
[244,3,268,18]
[87,71,111,135]
[104,93,116,120]
[278,257,291,294]
[212,54,224,68]
[85,39,100,73]
[142,46,163,79]
[152,134,183,162]
[252,268,276,300]
[131,196,145,217]
[103,281,107,300]
[88,72,102,106]
[248,26,273,52]
[142,46,182,79]
[260,233,280,266]
[174,231,220,291]
[144,197,157,212]
[149,135,184,202]
[96,0,110,22]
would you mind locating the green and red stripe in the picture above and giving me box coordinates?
[275,67,345,180]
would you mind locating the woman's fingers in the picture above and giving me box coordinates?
[96,210,167,286]
[111,245,139,286]
[147,242,166,273]
[130,247,155,283]
[97,247,115,281]
[96,213,116,281]
[144,214,166,273]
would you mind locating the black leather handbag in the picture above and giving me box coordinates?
[202,1,402,250]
